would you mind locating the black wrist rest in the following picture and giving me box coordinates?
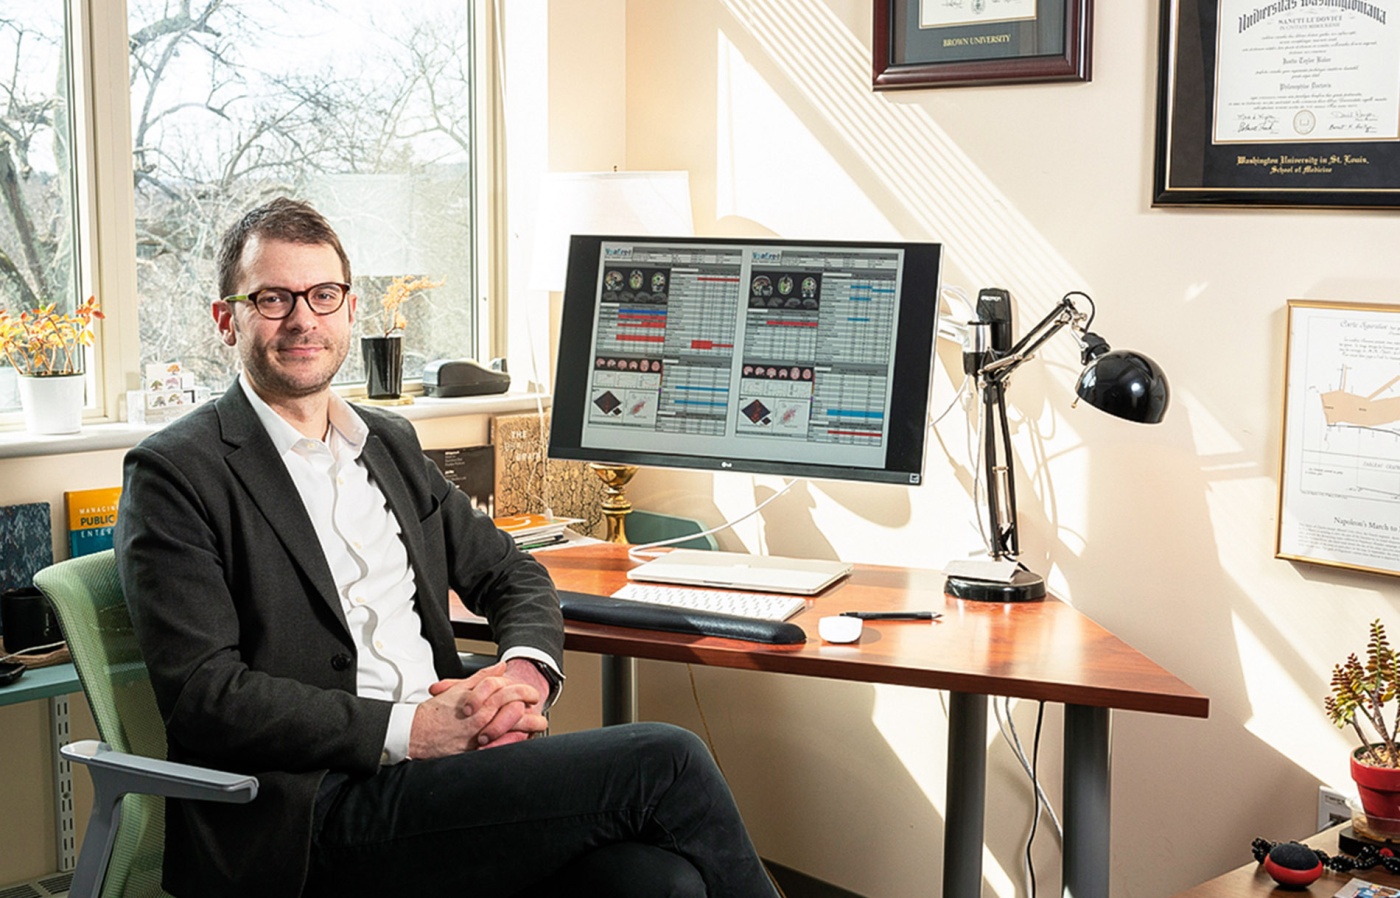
[558,591,807,645]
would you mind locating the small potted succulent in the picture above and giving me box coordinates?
[361,275,443,401]
[0,296,104,434]
[1326,619,1400,830]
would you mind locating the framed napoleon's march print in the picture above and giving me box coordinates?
[1155,0,1400,207]
[873,0,1092,89]
[1277,300,1400,579]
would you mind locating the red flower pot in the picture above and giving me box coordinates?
[1352,747,1400,830]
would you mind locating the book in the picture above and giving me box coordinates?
[491,411,605,538]
[65,487,122,557]
[424,446,495,515]
[492,513,581,547]
[1333,879,1400,897]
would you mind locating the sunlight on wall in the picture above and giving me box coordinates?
[715,34,895,238]
[716,0,1085,333]
[1181,390,1248,459]
[869,688,946,809]
[1233,609,1356,786]
[710,473,774,553]
[867,686,1023,895]
[1210,466,1393,673]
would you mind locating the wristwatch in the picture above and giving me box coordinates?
[524,658,564,710]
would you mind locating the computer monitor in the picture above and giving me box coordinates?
[548,235,943,486]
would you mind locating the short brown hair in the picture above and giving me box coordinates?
[217,197,352,300]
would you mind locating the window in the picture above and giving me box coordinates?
[127,0,480,391]
[0,4,83,413]
[1,1,484,423]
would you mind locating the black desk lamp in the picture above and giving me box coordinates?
[945,289,1170,603]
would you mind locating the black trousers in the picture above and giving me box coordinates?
[302,722,779,897]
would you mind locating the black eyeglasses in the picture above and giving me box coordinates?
[223,282,351,320]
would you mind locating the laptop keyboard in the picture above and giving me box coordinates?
[610,583,807,622]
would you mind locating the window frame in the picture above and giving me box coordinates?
[81,0,140,424]
[0,0,499,430]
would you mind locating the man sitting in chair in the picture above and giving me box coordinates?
[116,197,779,898]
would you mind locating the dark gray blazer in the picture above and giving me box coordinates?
[115,384,563,898]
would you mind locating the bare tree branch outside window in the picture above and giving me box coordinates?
[128,0,477,390]
[0,1,477,411]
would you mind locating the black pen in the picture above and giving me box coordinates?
[839,611,941,621]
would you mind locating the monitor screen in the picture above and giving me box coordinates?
[548,235,942,486]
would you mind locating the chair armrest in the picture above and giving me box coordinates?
[61,739,258,804]
[61,740,257,898]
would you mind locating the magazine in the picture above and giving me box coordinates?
[1335,879,1400,897]
[492,514,582,549]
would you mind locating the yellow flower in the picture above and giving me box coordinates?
[0,295,104,376]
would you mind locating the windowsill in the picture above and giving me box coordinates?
[0,391,551,460]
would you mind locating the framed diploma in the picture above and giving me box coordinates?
[1156,1,1400,207]
[1277,300,1400,579]
[872,0,1093,89]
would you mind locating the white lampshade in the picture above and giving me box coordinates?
[528,171,694,292]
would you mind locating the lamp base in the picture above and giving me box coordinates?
[944,569,1047,602]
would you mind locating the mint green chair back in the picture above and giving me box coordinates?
[34,550,172,898]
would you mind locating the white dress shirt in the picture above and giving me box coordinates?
[239,376,559,764]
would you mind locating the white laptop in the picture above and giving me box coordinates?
[627,549,852,596]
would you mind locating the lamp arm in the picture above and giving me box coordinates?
[980,378,1020,560]
[980,295,1089,384]
[971,292,1091,561]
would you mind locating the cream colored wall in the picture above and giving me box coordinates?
[0,694,97,884]
[533,1,1400,896]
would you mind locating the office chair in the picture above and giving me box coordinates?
[37,550,692,896]
[33,551,500,898]
[32,550,257,898]
[625,510,718,551]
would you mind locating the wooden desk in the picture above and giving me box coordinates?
[1174,826,1400,897]
[452,544,1210,898]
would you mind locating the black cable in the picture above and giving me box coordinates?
[1064,290,1096,331]
[1024,700,1047,896]
[1026,701,1047,898]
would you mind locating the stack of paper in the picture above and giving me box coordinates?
[493,514,581,551]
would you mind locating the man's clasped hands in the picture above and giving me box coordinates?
[409,659,552,757]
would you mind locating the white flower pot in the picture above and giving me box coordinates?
[18,373,86,435]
